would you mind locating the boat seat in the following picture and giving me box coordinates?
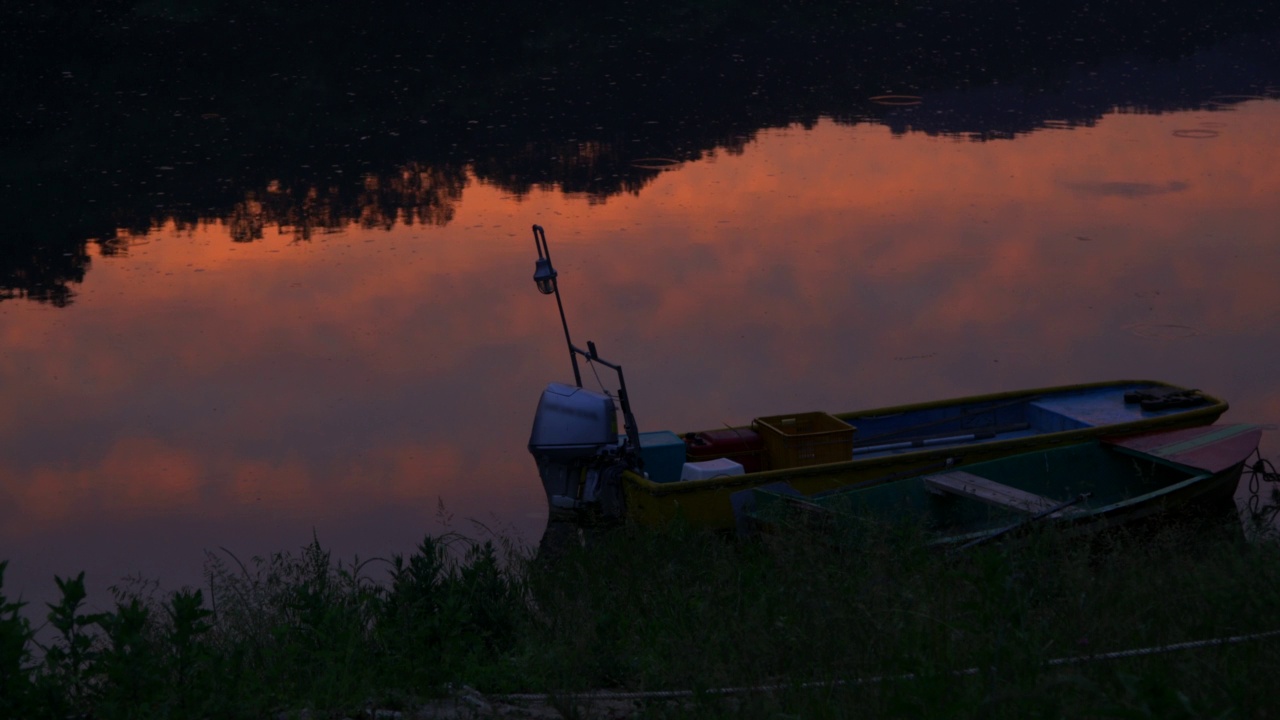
[923,470,1072,516]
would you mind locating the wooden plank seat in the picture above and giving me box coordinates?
[923,470,1075,517]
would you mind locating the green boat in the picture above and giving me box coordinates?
[738,423,1261,546]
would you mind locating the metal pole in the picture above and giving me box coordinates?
[533,225,582,387]
[586,341,643,467]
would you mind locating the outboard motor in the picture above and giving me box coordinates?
[529,382,632,517]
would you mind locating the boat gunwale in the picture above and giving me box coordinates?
[622,379,1228,497]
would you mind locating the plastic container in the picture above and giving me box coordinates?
[753,412,855,469]
[684,428,765,473]
[680,458,746,481]
[639,431,687,483]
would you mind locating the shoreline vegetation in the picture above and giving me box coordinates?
[4,511,1280,719]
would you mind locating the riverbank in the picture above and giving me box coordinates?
[4,513,1279,718]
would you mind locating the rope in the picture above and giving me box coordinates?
[491,628,1280,704]
[1247,451,1280,495]
[1244,450,1280,529]
[1046,628,1280,665]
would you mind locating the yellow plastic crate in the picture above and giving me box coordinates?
[753,412,855,469]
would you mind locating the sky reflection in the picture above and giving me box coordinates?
[3,101,1279,606]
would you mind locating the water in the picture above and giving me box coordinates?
[3,7,1280,613]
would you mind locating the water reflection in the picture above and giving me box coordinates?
[3,103,1280,611]
[5,6,1279,306]
[222,164,469,243]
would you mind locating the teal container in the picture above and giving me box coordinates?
[639,431,687,484]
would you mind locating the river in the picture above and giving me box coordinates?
[2,2,1278,612]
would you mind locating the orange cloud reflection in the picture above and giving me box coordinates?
[3,102,1279,602]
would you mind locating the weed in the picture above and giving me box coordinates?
[2,516,1279,718]
[1,561,36,718]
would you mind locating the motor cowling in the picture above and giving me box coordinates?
[529,382,629,516]
[529,382,618,458]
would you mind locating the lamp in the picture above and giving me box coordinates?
[533,256,557,295]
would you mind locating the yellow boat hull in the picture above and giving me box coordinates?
[620,380,1227,530]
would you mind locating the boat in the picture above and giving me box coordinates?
[623,382,1228,529]
[736,423,1261,546]
[522,226,1230,530]
[531,379,1228,529]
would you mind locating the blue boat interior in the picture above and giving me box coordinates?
[676,382,1212,486]
[843,382,1192,460]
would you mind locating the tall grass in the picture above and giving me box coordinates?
[3,515,1279,718]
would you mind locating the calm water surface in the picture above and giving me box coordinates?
[4,101,1280,608]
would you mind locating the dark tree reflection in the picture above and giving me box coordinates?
[0,242,88,308]
[1,0,1277,304]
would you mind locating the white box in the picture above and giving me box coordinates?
[680,457,746,481]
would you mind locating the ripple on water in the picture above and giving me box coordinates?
[1171,128,1220,139]
[630,158,684,171]
[868,95,923,106]
[1208,94,1271,107]
[1124,322,1203,339]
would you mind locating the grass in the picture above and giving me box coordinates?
[3,513,1280,719]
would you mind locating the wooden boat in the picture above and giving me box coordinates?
[737,423,1261,546]
[531,376,1227,529]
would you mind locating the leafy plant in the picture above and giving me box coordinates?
[3,515,1278,718]
[0,561,36,718]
